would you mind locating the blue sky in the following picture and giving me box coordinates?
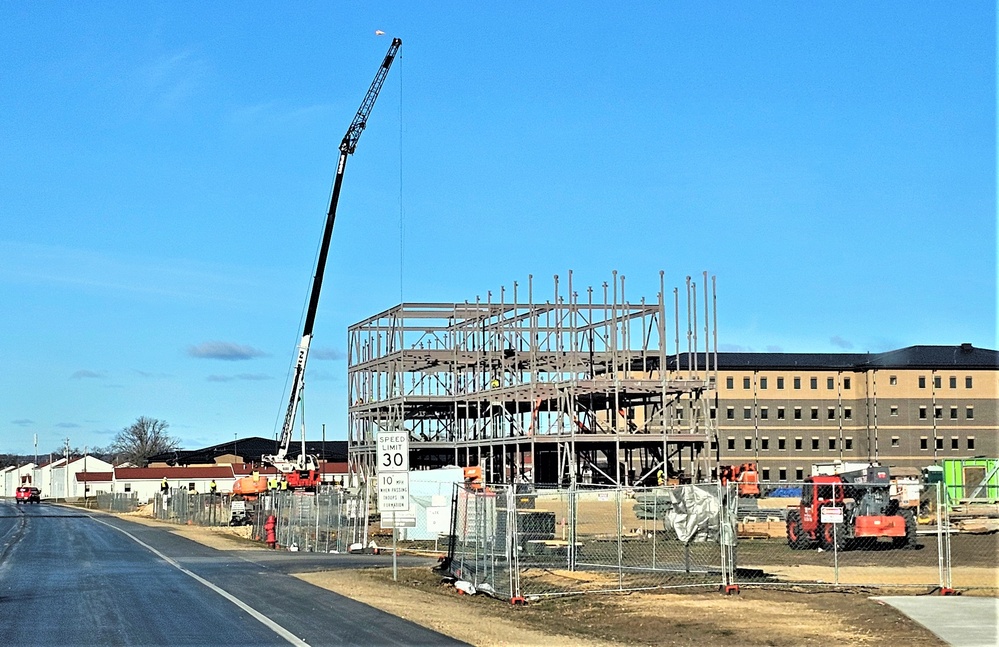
[1,2,994,456]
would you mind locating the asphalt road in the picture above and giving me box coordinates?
[0,500,467,646]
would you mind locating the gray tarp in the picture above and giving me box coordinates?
[662,485,719,543]
[634,484,736,544]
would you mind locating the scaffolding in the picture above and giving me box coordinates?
[347,271,719,488]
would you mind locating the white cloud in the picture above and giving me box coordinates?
[312,347,346,361]
[0,241,265,305]
[187,341,268,361]
[134,49,210,115]
[71,370,106,379]
[206,373,272,382]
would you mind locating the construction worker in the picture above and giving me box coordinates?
[657,468,665,487]
[209,479,217,495]
[267,476,278,491]
[160,477,168,494]
[280,477,288,491]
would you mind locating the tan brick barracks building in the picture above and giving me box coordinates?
[708,343,997,481]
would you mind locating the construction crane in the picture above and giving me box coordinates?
[263,38,402,488]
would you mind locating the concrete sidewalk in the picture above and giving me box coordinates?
[874,596,998,647]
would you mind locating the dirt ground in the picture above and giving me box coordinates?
[106,507,997,646]
[299,566,947,647]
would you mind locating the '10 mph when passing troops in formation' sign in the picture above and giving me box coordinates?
[377,431,409,512]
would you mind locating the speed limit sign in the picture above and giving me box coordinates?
[377,431,409,512]
[377,432,409,472]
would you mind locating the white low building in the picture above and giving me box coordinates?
[4,457,350,503]
[45,456,115,499]
[0,463,36,497]
[113,465,242,503]
[0,456,117,500]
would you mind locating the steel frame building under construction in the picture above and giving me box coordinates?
[347,271,720,487]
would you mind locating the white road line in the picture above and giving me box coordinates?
[92,516,309,647]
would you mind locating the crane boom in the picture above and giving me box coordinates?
[264,38,401,478]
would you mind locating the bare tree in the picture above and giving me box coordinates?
[111,417,179,467]
[49,445,83,460]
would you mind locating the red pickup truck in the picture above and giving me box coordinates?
[15,486,41,504]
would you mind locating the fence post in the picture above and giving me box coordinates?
[652,487,657,570]
[617,486,624,590]
[719,481,737,590]
[935,480,944,588]
[568,485,577,572]
[452,484,463,579]
[719,483,727,588]
[335,492,343,552]
[507,485,520,600]
[943,482,953,590]
[447,483,459,570]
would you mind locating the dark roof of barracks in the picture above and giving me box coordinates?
[149,436,348,466]
[658,344,998,371]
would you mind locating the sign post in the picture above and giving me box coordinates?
[820,506,844,583]
[377,431,409,581]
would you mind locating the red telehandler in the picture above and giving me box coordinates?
[786,465,917,551]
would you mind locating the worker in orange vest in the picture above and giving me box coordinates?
[738,463,761,498]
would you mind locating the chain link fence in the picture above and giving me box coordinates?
[939,494,999,593]
[447,483,730,600]
[150,486,370,552]
[141,476,994,598]
[728,481,951,590]
[248,485,371,553]
[446,477,999,600]
[153,490,232,526]
[448,484,520,599]
[94,492,139,513]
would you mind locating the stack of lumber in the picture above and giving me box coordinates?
[954,518,999,534]
[737,516,787,539]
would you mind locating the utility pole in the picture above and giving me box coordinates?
[64,437,70,499]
